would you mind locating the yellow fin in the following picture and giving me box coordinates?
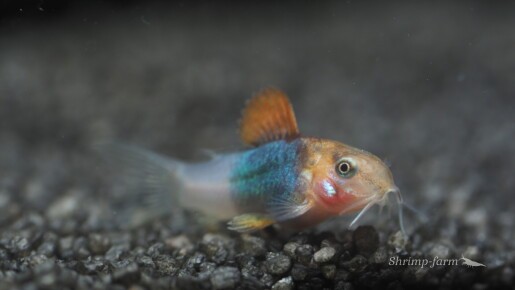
[227,214,275,233]
[240,88,300,146]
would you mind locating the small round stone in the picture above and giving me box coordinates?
[165,235,193,252]
[313,247,336,263]
[241,235,266,257]
[185,252,206,271]
[88,234,111,255]
[291,264,308,281]
[371,247,388,264]
[272,276,294,290]
[112,262,140,285]
[295,244,314,264]
[388,231,407,252]
[261,273,275,287]
[342,255,368,273]
[322,264,336,279]
[265,252,292,275]
[353,226,379,255]
[428,243,451,259]
[462,246,480,261]
[200,234,232,265]
[58,236,74,259]
[283,242,300,258]
[136,255,155,269]
[154,255,179,276]
[46,194,80,219]
[105,245,129,262]
[334,269,350,281]
[210,266,241,290]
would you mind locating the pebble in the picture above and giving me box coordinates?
[146,242,164,257]
[261,273,275,287]
[176,272,209,290]
[81,257,108,274]
[88,234,111,255]
[105,245,129,262]
[165,235,193,252]
[353,226,379,256]
[210,266,240,290]
[198,262,216,273]
[336,230,354,252]
[388,231,408,253]
[241,235,267,257]
[241,263,261,278]
[321,238,341,252]
[16,238,32,256]
[283,242,300,258]
[154,255,178,276]
[72,236,90,259]
[322,264,336,279]
[291,264,308,281]
[26,254,51,269]
[342,255,368,273]
[46,194,80,219]
[272,276,294,290]
[58,236,74,259]
[37,241,56,257]
[136,255,155,269]
[201,234,232,264]
[265,252,292,275]
[371,247,388,264]
[0,194,20,225]
[428,243,451,259]
[235,253,256,268]
[462,246,480,261]
[313,247,336,263]
[240,271,265,289]
[334,269,350,281]
[185,252,206,271]
[295,244,314,265]
[415,267,429,281]
[335,281,354,290]
[112,262,139,285]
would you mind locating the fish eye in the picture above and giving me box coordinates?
[336,158,356,178]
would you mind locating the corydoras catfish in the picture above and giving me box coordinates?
[99,88,409,233]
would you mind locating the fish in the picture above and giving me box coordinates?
[98,88,408,234]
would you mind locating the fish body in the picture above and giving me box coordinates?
[102,88,403,233]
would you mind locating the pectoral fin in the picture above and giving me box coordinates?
[239,88,300,146]
[267,192,313,222]
[227,214,275,233]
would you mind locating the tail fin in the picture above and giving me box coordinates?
[94,143,184,228]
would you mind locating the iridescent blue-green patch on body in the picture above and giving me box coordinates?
[230,140,302,213]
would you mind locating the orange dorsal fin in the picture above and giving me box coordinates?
[240,88,300,146]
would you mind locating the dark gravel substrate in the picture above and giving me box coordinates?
[0,1,514,289]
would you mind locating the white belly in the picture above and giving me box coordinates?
[178,153,241,219]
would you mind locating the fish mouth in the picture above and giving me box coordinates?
[338,185,399,216]
[338,194,380,216]
[339,186,403,230]
[385,186,400,201]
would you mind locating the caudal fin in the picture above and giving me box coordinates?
[95,142,184,228]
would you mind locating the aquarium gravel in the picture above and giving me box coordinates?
[0,1,514,289]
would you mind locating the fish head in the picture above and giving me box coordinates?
[304,139,398,216]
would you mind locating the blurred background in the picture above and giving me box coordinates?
[0,0,514,288]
